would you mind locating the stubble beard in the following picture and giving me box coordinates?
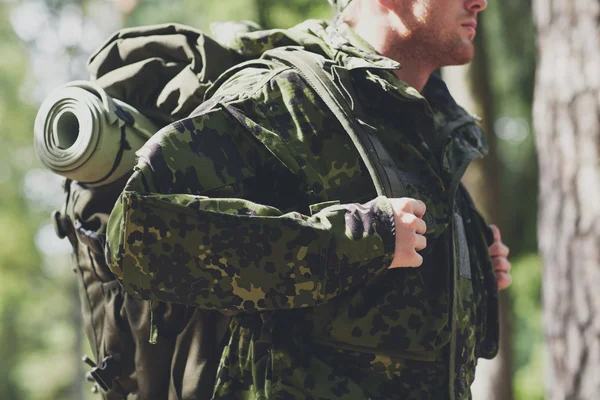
[399,28,475,70]
[426,31,475,68]
[439,34,475,67]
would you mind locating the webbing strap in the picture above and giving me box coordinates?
[266,47,406,199]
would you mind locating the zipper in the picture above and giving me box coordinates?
[449,213,458,400]
[447,156,474,400]
[443,122,481,400]
[378,72,485,398]
[382,77,482,398]
[378,79,481,399]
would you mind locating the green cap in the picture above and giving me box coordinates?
[328,0,353,13]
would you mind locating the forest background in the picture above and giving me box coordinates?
[0,0,540,399]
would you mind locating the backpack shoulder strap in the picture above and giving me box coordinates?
[265,47,406,199]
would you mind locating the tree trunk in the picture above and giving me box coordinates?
[533,1,600,398]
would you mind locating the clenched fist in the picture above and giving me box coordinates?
[489,225,512,291]
[388,198,428,268]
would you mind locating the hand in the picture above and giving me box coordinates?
[388,198,427,268]
[488,225,512,291]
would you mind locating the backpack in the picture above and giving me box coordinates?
[45,24,243,399]
[40,22,404,399]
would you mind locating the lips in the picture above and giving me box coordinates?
[461,21,478,34]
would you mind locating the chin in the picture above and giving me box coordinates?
[446,44,475,66]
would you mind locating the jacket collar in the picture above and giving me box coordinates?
[217,19,487,159]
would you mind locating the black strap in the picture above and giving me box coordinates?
[265,47,406,199]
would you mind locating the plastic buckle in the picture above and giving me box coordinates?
[82,354,122,392]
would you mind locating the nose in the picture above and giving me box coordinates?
[465,0,487,12]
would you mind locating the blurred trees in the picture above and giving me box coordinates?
[472,1,540,400]
[0,5,75,399]
[0,0,543,399]
[533,1,600,399]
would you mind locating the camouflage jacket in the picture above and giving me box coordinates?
[106,19,499,400]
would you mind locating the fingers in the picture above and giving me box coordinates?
[496,271,512,291]
[414,233,427,251]
[488,225,511,290]
[400,213,427,235]
[488,225,510,260]
[493,255,512,291]
[389,197,427,221]
[388,198,428,269]
[415,217,427,235]
[492,256,511,274]
[489,241,510,258]
[411,199,427,219]
[389,232,426,268]
[390,249,423,268]
[489,224,501,242]
[412,252,424,267]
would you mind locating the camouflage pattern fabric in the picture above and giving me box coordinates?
[106,19,499,400]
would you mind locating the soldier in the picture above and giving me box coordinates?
[105,0,512,398]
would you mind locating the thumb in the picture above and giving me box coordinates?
[489,224,501,242]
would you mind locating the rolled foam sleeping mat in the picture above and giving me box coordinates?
[34,81,159,187]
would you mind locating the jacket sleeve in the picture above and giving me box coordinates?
[105,103,396,312]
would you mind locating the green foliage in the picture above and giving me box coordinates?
[126,0,331,32]
[0,2,96,398]
[254,0,332,29]
[0,4,44,399]
[510,254,545,400]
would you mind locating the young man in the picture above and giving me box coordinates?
[106,0,512,398]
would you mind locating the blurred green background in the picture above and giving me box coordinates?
[0,1,541,399]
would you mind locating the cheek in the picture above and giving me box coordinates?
[412,0,433,23]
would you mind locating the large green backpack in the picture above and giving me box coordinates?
[47,24,241,399]
[45,22,406,399]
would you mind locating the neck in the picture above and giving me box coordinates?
[343,7,435,92]
[389,57,434,93]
